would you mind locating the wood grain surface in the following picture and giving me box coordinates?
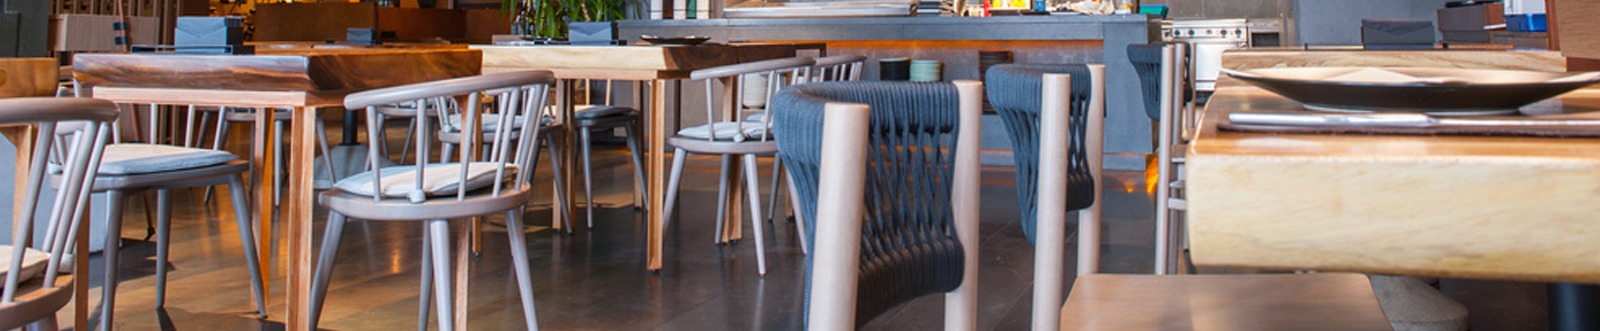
[1555,0,1598,59]
[1187,81,1600,283]
[1220,48,1567,72]
[73,49,481,92]
[1060,274,1391,331]
[0,58,59,98]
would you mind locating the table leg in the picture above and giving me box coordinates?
[251,107,277,307]
[286,106,319,331]
[454,221,470,330]
[4,126,34,240]
[1550,283,1600,331]
[553,80,572,233]
[647,79,669,271]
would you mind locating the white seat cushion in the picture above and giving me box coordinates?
[445,114,531,132]
[0,245,50,285]
[574,105,635,119]
[677,122,771,141]
[95,144,238,175]
[334,163,516,202]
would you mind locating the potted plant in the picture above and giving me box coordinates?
[506,0,641,44]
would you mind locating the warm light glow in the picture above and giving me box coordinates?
[1141,153,1158,194]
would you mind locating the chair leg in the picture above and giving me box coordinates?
[580,128,595,228]
[308,212,349,330]
[505,209,540,330]
[317,119,338,180]
[712,154,733,245]
[545,139,572,231]
[227,176,268,316]
[426,220,455,331]
[662,148,688,230]
[625,122,646,211]
[418,223,433,331]
[765,156,783,223]
[784,168,809,255]
[742,154,768,275]
[26,315,57,331]
[153,189,173,308]
[273,120,285,207]
[99,191,127,331]
[1155,176,1171,275]
[442,142,455,163]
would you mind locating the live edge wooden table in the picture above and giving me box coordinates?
[72,48,480,331]
[1187,60,1600,329]
[473,43,799,272]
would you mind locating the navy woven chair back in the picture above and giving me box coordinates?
[774,81,966,327]
[986,64,1096,244]
[1129,43,1166,121]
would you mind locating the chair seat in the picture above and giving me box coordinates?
[446,114,534,132]
[333,163,516,202]
[1060,274,1393,331]
[88,144,238,176]
[0,274,75,330]
[0,245,50,285]
[439,123,562,144]
[574,105,636,119]
[676,121,770,141]
[668,136,777,155]
[320,184,535,221]
[222,107,292,122]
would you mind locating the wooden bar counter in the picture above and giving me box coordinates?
[1187,49,1600,284]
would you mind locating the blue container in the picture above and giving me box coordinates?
[1505,13,1548,32]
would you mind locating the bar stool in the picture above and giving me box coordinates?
[774,80,985,329]
[661,57,814,275]
[309,71,556,331]
[0,98,117,331]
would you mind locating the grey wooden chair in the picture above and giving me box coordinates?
[986,63,1106,330]
[1129,42,1191,274]
[662,56,814,276]
[434,86,573,230]
[61,94,270,330]
[574,80,646,229]
[309,71,556,331]
[773,80,984,330]
[0,98,117,331]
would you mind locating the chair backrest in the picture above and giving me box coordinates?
[984,64,1105,246]
[773,80,984,329]
[688,56,814,142]
[810,55,865,82]
[1129,42,1194,141]
[0,98,118,329]
[344,70,557,202]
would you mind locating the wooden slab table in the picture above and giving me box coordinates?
[1188,55,1600,284]
[473,43,799,271]
[72,48,480,331]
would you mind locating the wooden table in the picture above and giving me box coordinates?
[72,48,480,331]
[1187,50,1600,283]
[474,43,799,271]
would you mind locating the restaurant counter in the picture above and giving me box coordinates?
[620,15,1159,168]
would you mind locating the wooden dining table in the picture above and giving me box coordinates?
[71,47,480,331]
[1188,49,1600,330]
[473,42,802,272]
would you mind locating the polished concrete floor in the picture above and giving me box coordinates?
[54,125,1551,330]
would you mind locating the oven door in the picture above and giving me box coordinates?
[1188,39,1245,92]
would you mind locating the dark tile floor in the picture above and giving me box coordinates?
[62,128,1551,330]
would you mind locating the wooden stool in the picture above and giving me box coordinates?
[1060,273,1393,331]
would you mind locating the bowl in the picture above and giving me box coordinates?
[1224,67,1600,115]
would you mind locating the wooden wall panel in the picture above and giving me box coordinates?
[254,3,376,42]
[376,7,465,42]
[464,9,510,44]
[1555,0,1598,59]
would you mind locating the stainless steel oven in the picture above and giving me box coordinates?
[1163,19,1251,92]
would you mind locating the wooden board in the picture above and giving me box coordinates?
[1220,48,1567,72]
[1187,79,1600,283]
[475,43,797,79]
[0,58,57,98]
[73,49,481,92]
[253,3,376,42]
[1555,0,1598,59]
[1060,274,1391,331]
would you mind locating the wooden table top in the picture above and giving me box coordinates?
[1187,79,1600,283]
[473,43,799,80]
[1221,48,1567,72]
[1,58,59,98]
[72,48,481,92]
[1060,274,1391,331]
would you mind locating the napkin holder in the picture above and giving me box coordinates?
[348,28,378,46]
[173,16,248,54]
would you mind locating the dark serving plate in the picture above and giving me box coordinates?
[1225,67,1600,115]
[639,35,712,46]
